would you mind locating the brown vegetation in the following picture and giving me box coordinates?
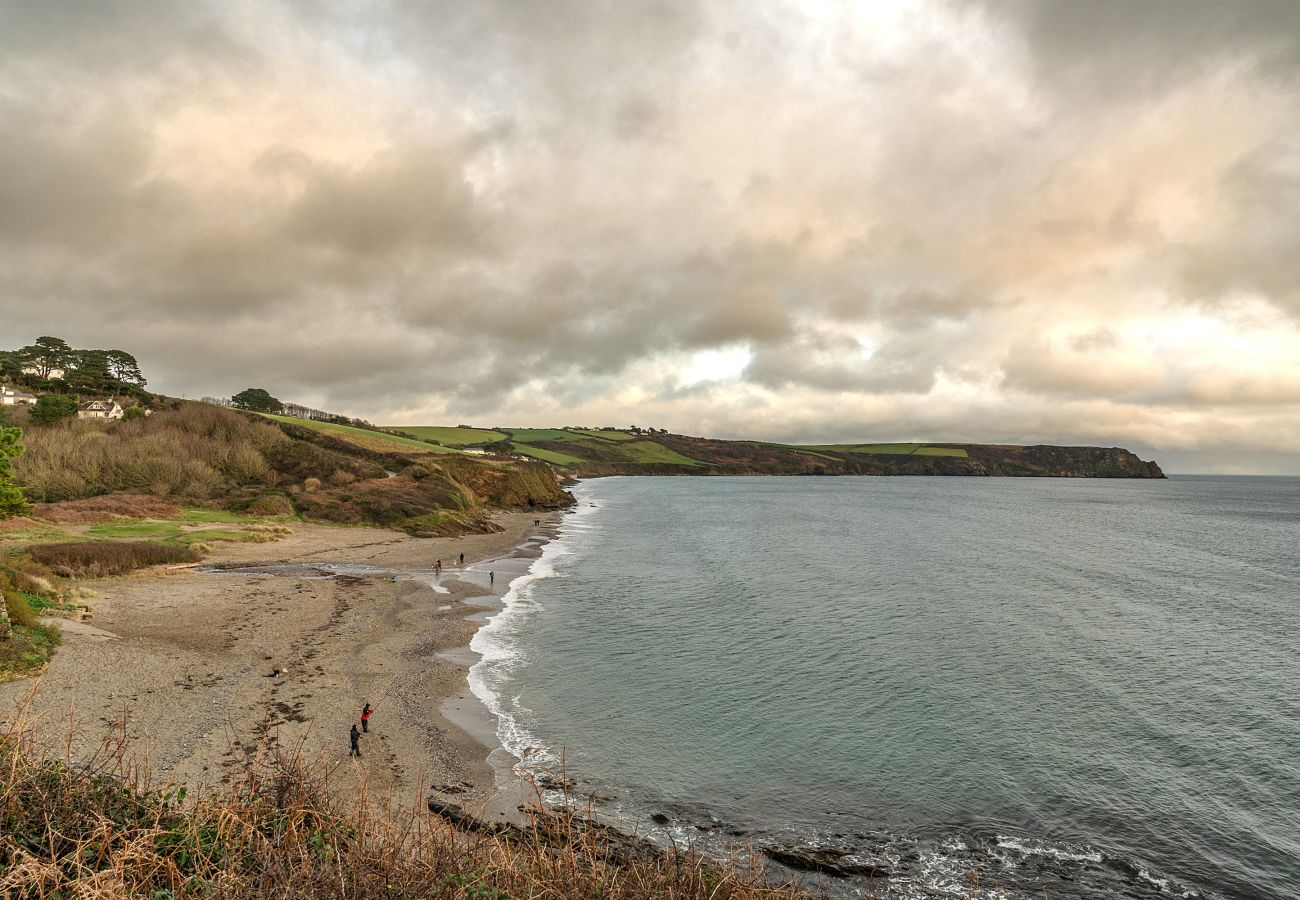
[13,402,575,533]
[26,541,200,578]
[16,402,287,503]
[0,705,802,899]
[32,494,184,524]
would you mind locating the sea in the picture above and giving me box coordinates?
[468,475,1300,899]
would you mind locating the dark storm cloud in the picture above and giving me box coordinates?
[975,0,1300,97]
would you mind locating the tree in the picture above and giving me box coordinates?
[0,424,28,518]
[104,350,146,386]
[230,388,283,413]
[16,336,73,380]
[29,394,78,425]
[68,351,113,395]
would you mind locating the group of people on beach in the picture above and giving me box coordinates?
[349,703,373,757]
[354,542,515,756]
[432,552,468,577]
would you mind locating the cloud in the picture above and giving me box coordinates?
[1,0,1299,472]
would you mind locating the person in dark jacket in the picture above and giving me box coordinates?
[350,723,362,757]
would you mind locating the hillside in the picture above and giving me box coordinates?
[12,401,573,534]
[384,426,1166,478]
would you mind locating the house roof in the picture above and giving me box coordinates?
[1,385,37,399]
[78,399,120,411]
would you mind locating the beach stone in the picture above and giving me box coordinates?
[763,846,893,879]
[650,813,671,825]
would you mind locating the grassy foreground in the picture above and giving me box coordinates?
[0,701,803,899]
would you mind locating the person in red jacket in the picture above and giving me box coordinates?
[361,703,373,733]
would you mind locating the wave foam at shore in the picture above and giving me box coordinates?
[466,492,599,768]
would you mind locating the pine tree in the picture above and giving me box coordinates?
[0,424,28,518]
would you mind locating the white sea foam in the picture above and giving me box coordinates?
[996,834,1104,864]
[466,490,600,767]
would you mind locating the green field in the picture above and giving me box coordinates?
[502,428,577,442]
[912,446,968,458]
[568,429,640,442]
[384,425,507,446]
[260,415,460,454]
[508,442,586,465]
[86,522,184,540]
[611,440,706,465]
[82,512,278,546]
[377,424,972,470]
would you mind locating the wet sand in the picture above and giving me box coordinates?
[0,511,559,821]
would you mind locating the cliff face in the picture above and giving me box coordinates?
[573,435,1165,479]
[962,445,1165,478]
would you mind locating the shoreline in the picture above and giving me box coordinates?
[0,511,564,822]
[437,515,566,824]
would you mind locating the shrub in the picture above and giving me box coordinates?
[3,583,40,629]
[27,541,200,578]
[29,394,79,425]
[33,494,183,524]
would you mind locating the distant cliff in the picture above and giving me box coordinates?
[485,430,1166,479]
[374,425,1166,479]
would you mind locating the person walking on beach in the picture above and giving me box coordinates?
[489,570,495,585]
[349,723,362,757]
[459,552,464,565]
[435,559,442,575]
[361,703,373,733]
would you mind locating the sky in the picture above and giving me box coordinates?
[2,1,1299,473]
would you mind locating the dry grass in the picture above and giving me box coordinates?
[26,542,200,578]
[15,403,286,503]
[0,696,805,899]
[32,495,185,524]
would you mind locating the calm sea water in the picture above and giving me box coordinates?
[470,476,1300,899]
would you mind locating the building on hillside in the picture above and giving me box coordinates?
[1,385,38,406]
[21,365,66,380]
[77,399,125,420]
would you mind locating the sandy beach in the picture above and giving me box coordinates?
[0,511,559,822]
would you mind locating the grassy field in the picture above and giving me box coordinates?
[502,428,578,442]
[506,432,705,467]
[260,414,461,454]
[387,424,977,470]
[912,446,968,457]
[568,429,640,442]
[611,440,706,465]
[81,508,289,547]
[509,442,586,465]
[86,522,184,540]
[385,425,508,446]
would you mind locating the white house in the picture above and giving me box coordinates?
[77,399,125,420]
[0,385,37,406]
[21,365,65,380]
